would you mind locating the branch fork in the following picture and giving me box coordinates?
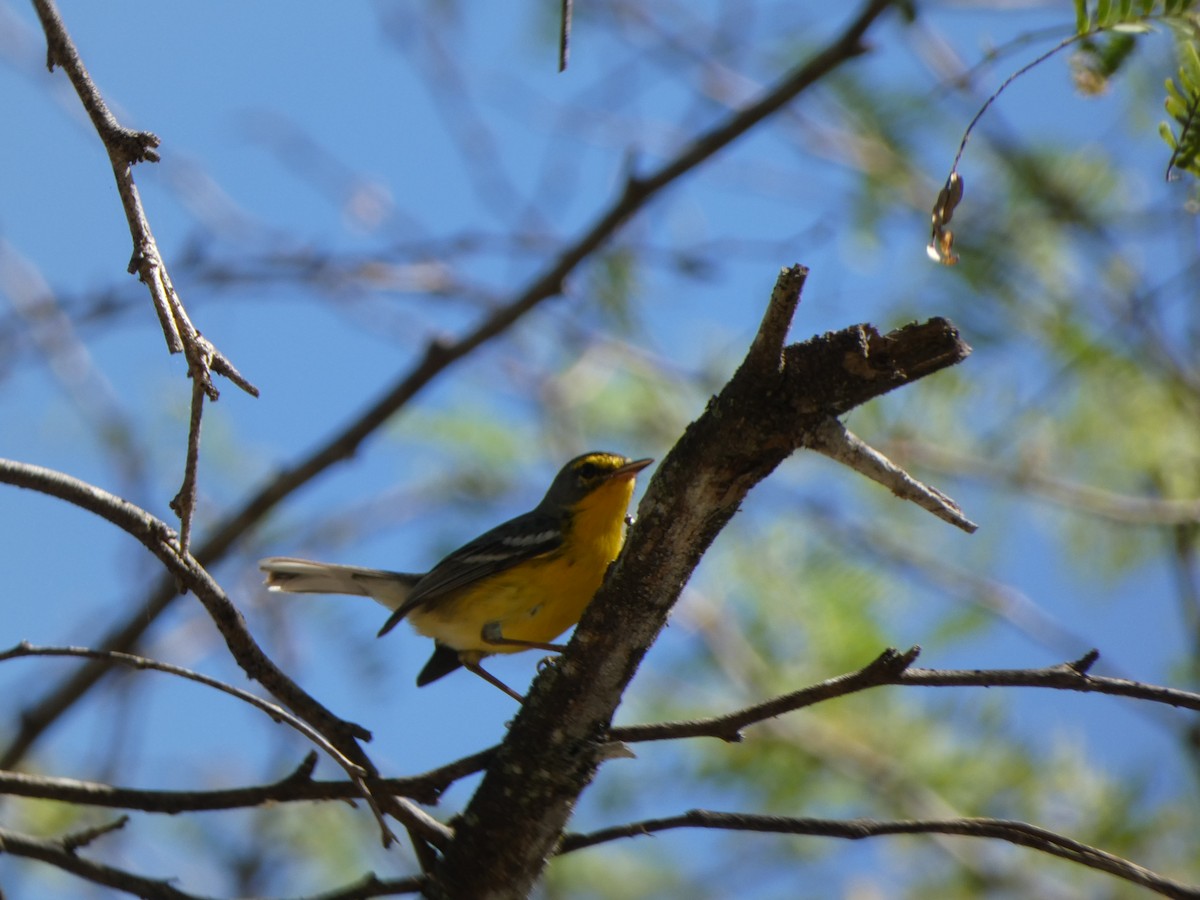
[431,262,974,896]
[31,0,260,555]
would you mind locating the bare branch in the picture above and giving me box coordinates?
[559,0,573,71]
[28,0,258,404]
[613,647,920,744]
[289,874,426,900]
[0,821,425,900]
[0,459,403,847]
[0,643,368,782]
[741,264,807,378]
[0,752,454,813]
[0,822,205,900]
[170,374,208,556]
[614,648,1200,745]
[27,0,259,561]
[891,440,1200,526]
[435,216,966,900]
[60,815,129,852]
[898,653,1200,711]
[559,811,1200,899]
[809,418,977,533]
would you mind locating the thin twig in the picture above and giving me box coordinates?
[614,648,1200,748]
[0,822,425,900]
[809,418,977,533]
[0,745,494,816]
[612,648,1200,745]
[613,647,919,744]
[286,874,426,900]
[60,816,129,852]
[898,653,1200,711]
[170,373,208,556]
[28,0,259,559]
[28,0,256,398]
[890,439,1200,527]
[0,822,203,900]
[559,810,1200,899]
[0,643,368,784]
[948,31,1088,175]
[559,0,573,71]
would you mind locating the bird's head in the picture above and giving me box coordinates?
[540,452,653,512]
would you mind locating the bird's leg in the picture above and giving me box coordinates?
[462,659,525,703]
[480,620,567,653]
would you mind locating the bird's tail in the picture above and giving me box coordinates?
[259,557,420,613]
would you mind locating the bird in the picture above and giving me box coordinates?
[259,451,653,702]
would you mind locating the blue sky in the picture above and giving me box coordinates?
[1,1,1195,896]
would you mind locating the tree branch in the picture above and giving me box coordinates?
[0,754,440,814]
[28,0,259,557]
[0,821,425,900]
[0,821,206,900]
[898,649,1200,710]
[0,643,378,802]
[890,439,1200,526]
[9,644,1192,831]
[612,647,1200,745]
[431,263,969,897]
[613,647,921,743]
[559,810,1200,900]
[0,459,407,848]
[809,419,977,532]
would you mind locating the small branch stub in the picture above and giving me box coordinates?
[809,418,978,533]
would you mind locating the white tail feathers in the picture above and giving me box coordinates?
[259,557,421,613]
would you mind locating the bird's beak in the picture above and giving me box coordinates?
[611,458,654,481]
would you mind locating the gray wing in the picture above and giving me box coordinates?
[377,509,563,636]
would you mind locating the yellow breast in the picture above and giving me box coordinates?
[405,475,635,654]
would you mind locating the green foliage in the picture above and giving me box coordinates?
[1162,37,1200,180]
[1072,32,1139,94]
[1071,0,1200,182]
[1075,0,1191,32]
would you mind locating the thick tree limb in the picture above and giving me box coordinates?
[429,259,970,896]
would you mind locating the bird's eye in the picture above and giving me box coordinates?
[576,461,600,480]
